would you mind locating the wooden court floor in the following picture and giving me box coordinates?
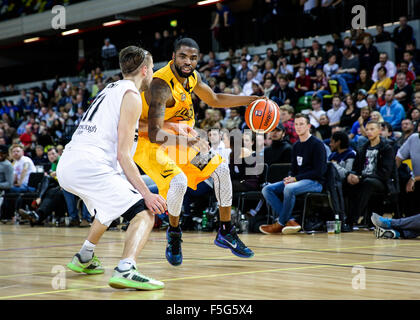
[1,223,420,300]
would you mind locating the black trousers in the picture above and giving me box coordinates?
[345,177,386,225]
[37,187,66,223]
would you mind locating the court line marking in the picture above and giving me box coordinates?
[1,241,420,279]
[1,256,420,300]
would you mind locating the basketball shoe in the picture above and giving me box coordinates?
[166,228,183,266]
[108,265,164,290]
[374,226,400,239]
[18,209,39,227]
[214,226,254,258]
[371,212,392,229]
[67,253,104,275]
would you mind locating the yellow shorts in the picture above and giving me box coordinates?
[134,134,224,199]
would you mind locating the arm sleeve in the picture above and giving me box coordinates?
[396,136,411,160]
[333,158,355,180]
[0,164,14,190]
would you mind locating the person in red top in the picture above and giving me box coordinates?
[279,104,299,144]
[19,124,33,149]
[294,67,312,97]
[391,60,416,86]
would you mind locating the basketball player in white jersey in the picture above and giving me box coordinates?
[56,46,167,290]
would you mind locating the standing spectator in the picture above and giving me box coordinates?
[331,47,359,95]
[152,32,163,62]
[375,24,391,43]
[263,123,293,165]
[308,97,326,129]
[371,53,397,82]
[279,105,299,144]
[210,2,235,51]
[392,16,414,63]
[259,113,327,234]
[380,90,406,131]
[345,121,394,229]
[101,38,118,70]
[368,66,392,95]
[327,95,346,126]
[393,72,414,111]
[9,144,36,193]
[359,35,379,73]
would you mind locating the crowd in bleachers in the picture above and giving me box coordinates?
[0,14,420,234]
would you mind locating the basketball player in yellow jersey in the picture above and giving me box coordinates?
[134,38,260,265]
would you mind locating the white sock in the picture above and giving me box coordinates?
[79,240,95,262]
[117,258,136,271]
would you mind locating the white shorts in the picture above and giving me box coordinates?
[56,147,144,227]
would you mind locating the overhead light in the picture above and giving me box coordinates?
[197,0,220,6]
[61,29,79,36]
[103,20,122,27]
[24,37,40,43]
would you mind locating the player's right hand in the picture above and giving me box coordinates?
[144,192,167,214]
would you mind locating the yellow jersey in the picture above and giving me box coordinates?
[140,60,198,128]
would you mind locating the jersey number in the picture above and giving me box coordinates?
[82,93,106,122]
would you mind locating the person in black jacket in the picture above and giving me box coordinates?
[345,120,394,229]
[263,123,292,166]
[270,74,297,107]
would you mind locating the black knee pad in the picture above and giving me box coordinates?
[121,199,147,222]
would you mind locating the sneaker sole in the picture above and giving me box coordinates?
[214,239,254,258]
[67,262,84,273]
[282,226,301,234]
[108,277,164,290]
[258,226,282,235]
[165,250,182,266]
[67,262,104,275]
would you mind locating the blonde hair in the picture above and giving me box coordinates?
[370,111,384,123]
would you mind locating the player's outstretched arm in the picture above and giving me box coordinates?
[148,78,196,146]
[118,91,167,214]
[193,72,260,108]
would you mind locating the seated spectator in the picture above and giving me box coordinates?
[349,106,371,148]
[31,145,49,171]
[315,114,332,141]
[19,124,33,149]
[237,59,251,87]
[391,60,416,86]
[270,75,297,106]
[223,108,242,130]
[379,90,406,131]
[308,97,326,129]
[323,53,339,79]
[263,123,292,165]
[374,24,391,43]
[345,121,394,230]
[370,111,384,124]
[367,94,380,111]
[294,67,312,97]
[9,144,36,193]
[251,64,264,83]
[331,47,359,95]
[403,49,420,76]
[251,80,264,96]
[0,144,14,194]
[371,212,420,239]
[410,106,420,131]
[329,131,357,181]
[263,78,276,97]
[354,69,374,94]
[380,121,397,152]
[395,118,415,149]
[305,69,329,102]
[393,72,414,111]
[376,86,387,107]
[279,105,299,144]
[368,66,392,95]
[289,46,303,74]
[359,35,379,73]
[340,95,360,132]
[371,52,397,82]
[356,89,368,109]
[259,113,326,235]
[274,56,294,77]
[242,70,256,96]
[396,124,420,216]
[327,95,346,127]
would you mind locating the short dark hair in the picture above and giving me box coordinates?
[378,66,388,74]
[174,38,200,53]
[331,131,349,149]
[119,46,150,76]
[294,113,310,124]
[380,121,393,132]
[47,147,57,153]
[312,96,322,104]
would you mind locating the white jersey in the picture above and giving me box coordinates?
[67,80,140,170]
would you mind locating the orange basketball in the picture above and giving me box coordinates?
[245,99,280,133]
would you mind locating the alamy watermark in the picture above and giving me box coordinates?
[51,5,66,29]
[51,265,66,290]
[352,265,366,290]
[351,5,366,29]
